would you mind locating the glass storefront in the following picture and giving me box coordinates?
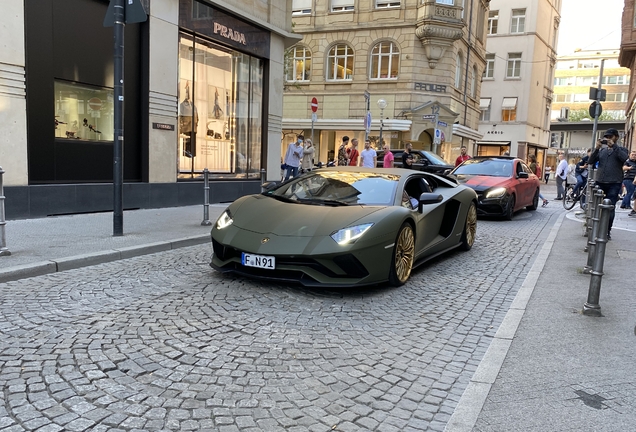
[178,34,263,179]
[54,81,114,142]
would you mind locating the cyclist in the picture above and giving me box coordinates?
[572,149,591,198]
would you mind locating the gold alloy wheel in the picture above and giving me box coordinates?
[395,225,415,283]
[466,203,477,247]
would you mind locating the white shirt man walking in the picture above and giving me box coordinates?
[359,141,377,168]
[555,153,568,200]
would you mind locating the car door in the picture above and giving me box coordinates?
[514,161,532,206]
[403,174,447,256]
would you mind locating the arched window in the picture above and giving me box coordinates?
[455,52,463,89]
[327,44,354,81]
[370,41,400,79]
[471,65,477,97]
[285,46,311,82]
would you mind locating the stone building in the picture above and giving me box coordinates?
[619,0,636,150]
[0,0,298,218]
[282,0,490,165]
[477,0,561,163]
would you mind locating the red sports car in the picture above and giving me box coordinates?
[449,156,542,220]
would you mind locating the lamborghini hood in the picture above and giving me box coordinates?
[229,195,384,237]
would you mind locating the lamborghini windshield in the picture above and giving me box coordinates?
[265,171,400,206]
[452,158,513,177]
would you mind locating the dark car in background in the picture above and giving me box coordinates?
[449,156,541,220]
[376,149,454,174]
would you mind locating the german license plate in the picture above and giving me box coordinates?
[241,253,275,269]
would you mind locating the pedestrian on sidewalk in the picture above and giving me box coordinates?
[588,128,629,239]
[359,140,377,168]
[555,153,567,200]
[544,165,552,184]
[455,145,471,167]
[620,150,636,209]
[337,136,350,166]
[528,154,548,207]
[348,138,360,166]
[283,135,304,180]
[572,149,591,197]
[301,138,315,173]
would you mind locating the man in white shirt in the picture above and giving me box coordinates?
[555,153,568,200]
[283,135,304,180]
[359,140,377,168]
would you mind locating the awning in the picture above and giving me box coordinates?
[476,141,511,146]
[502,97,518,109]
[479,98,491,109]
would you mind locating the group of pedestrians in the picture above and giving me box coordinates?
[552,128,632,240]
[282,134,315,180]
[336,136,378,168]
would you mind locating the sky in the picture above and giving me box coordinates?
[557,0,624,55]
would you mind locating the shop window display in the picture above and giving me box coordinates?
[178,34,263,179]
[54,81,114,142]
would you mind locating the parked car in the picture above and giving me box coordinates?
[211,167,478,287]
[376,149,454,174]
[449,156,541,220]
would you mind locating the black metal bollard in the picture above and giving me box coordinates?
[201,168,212,226]
[584,189,604,269]
[0,166,10,256]
[260,168,266,192]
[583,198,613,316]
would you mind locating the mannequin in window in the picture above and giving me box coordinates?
[179,81,198,157]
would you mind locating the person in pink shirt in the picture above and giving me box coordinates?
[383,144,394,168]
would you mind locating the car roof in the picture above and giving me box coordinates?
[471,156,518,161]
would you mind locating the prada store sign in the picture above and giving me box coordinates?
[179,0,271,58]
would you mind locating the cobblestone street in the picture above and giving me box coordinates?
[0,209,561,431]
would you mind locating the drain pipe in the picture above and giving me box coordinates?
[0,166,10,256]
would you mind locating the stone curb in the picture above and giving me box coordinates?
[0,234,210,284]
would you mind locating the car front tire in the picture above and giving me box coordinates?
[505,194,516,221]
[460,202,477,251]
[388,222,415,286]
[527,189,539,211]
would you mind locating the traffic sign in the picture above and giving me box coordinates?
[364,112,372,134]
[437,121,447,127]
[422,114,436,120]
[589,101,602,118]
[311,97,318,113]
[311,112,317,122]
[433,129,441,145]
[88,98,103,111]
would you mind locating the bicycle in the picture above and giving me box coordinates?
[563,182,588,211]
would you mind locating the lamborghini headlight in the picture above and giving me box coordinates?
[485,187,507,199]
[216,210,234,230]
[330,223,374,245]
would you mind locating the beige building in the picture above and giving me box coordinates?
[477,0,561,164]
[552,49,629,123]
[282,0,491,165]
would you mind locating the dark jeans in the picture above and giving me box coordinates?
[284,165,299,180]
[621,179,635,207]
[596,182,622,233]
[572,174,587,196]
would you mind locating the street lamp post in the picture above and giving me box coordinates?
[377,98,387,148]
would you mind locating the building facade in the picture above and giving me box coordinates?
[282,0,490,166]
[549,49,629,171]
[477,0,561,165]
[552,49,629,123]
[0,0,298,219]
[619,0,636,150]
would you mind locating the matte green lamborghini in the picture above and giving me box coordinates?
[210,167,478,287]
